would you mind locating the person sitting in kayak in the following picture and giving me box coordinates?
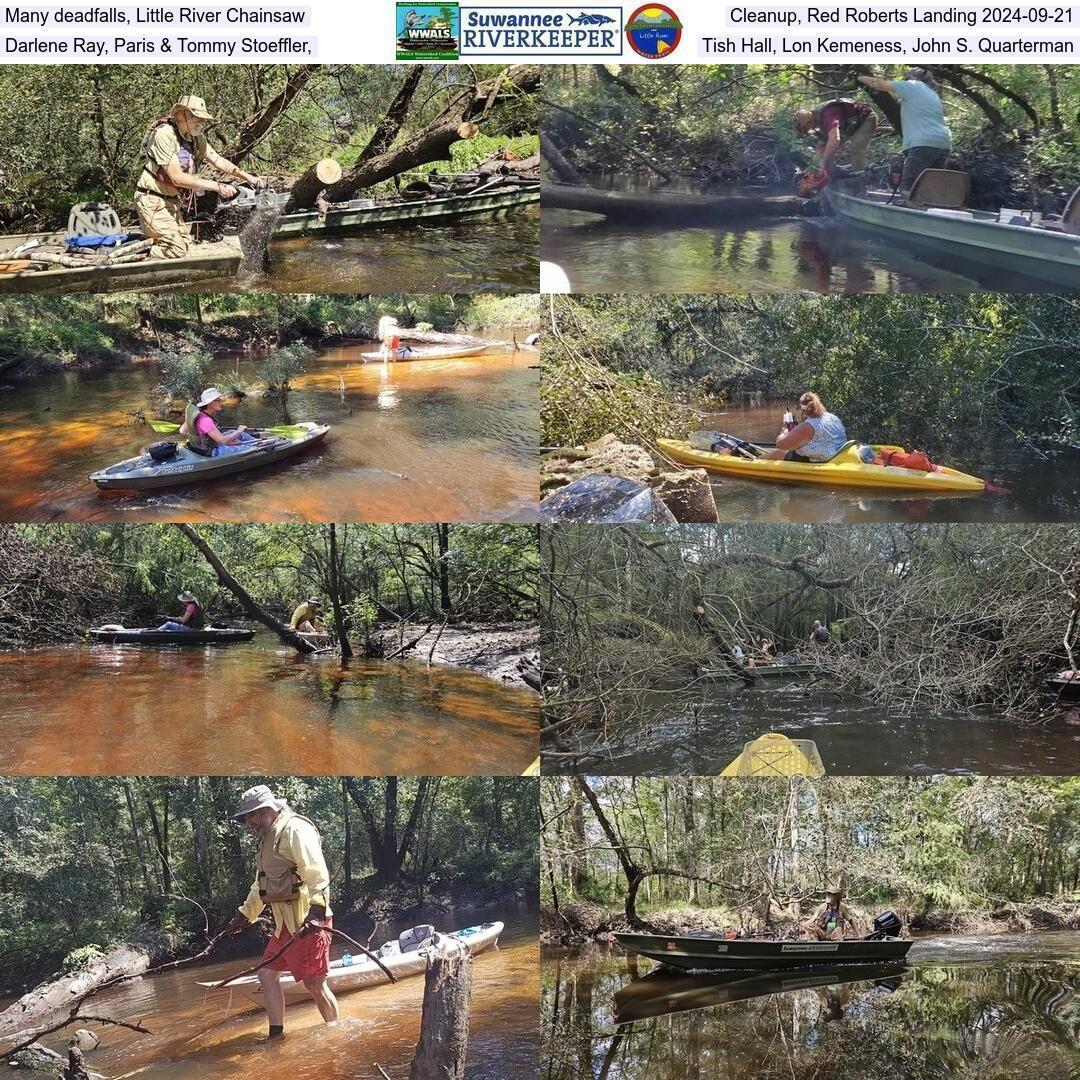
[290,597,322,635]
[794,98,877,176]
[377,315,415,361]
[809,620,831,646]
[157,589,204,632]
[802,885,861,941]
[856,68,952,192]
[767,393,847,462]
[180,387,258,457]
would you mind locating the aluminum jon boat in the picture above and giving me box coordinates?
[90,423,330,491]
[701,662,821,681]
[89,627,255,645]
[614,930,912,970]
[612,962,909,1023]
[657,439,986,494]
[360,345,488,362]
[200,921,503,1004]
[824,187,1080,289]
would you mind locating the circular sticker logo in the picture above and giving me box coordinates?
[625,4,683,59]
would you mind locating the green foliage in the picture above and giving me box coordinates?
[155,347,212,402]
[60,944,105,974]
[255,343,314,392]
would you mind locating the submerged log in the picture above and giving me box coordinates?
[542,182,822,225]
[410,942,473,1080]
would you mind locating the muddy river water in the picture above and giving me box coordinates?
[0,341,539,523]
[29,904,537,1080]
[0,637,539,775]
[542,931,1080,1079]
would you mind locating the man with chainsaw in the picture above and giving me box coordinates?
[794,98,877,179]
[135,95,263,259]
[225,784,339,1038]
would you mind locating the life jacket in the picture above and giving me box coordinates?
[183,602,205,630]
[818,904,843,931]
[814,99,871,139]
[880,448,935,473]
[184,403,214,456]
[257,809,320,904]
[141,116,202,210]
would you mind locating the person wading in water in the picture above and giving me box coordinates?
[225,785,339,1039]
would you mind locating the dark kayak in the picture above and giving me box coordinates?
[89,627,256,645]
[1047,675,1080,700]
[614,931,913,970]
[613,962,909,1023]
[89,423,330,491]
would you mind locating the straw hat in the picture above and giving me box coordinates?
[232,784,285,819]
[172,95,214,121]
[177,590,198,603]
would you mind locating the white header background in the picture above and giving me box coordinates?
[0,0,1076,62]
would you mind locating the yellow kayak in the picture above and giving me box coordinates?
[721,733,826,777]
[656,439,986,494]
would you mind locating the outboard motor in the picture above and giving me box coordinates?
[865,910,903,940]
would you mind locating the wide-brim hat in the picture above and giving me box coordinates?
[232,784,285,819]
[177,590,198,603]
[825,885,844,897]
[173,94,214,121]
[196,387,223,408]
[306,597,321,607]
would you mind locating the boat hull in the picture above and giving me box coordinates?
[614,931,912,970]
[657,439,985,494]
[825,188,1080,289]
[89,628,255,646]
[273,187,538,237]
[360,345,488,362]
[90,423,329,491]
[201,922,503,1003]
[701,663,820,681]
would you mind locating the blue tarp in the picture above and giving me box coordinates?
[65,233,135,251]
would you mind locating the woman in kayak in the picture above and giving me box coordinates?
[158,590,204,633]
[767,392,847,462]
[181,387,258,456]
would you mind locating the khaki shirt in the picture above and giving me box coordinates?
[290,602,317,630]
[239,810,331,935]
[811,900,858,934]
[138,122,210,198]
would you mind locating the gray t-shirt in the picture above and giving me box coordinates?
[892,80,952,152]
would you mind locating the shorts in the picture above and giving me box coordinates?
[262,917,333,981]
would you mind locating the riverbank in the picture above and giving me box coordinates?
[540,898,1080,946]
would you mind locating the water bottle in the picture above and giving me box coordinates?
[858,445,876,463]
[783,411,797,432]
[341,952,353,967]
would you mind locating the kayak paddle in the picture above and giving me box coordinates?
[147,418,311,439]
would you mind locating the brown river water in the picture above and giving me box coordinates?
[0,638,539,775]
[691,402,1080,524]
[543,931,1080,1079]
[0,342,539,523]
[28,904,537,1080]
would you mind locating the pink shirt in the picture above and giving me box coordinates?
[195,412,218,438]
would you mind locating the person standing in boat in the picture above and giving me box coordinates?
[157,589,204,633]
[179,388,259,456]
[802,886,861,941]
[376,315,414,361]
[136,95,263,259]
[225,785,339,1039]
[856,69,953,192]
[794,98,877,175]
[809,620,832,646]
[766,392,847,462]
[290,597,323,635]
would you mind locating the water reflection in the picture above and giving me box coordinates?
[0,341,540,523]
[542,933,1080,1079]
[0,640,539,775]
[544,683,1080,776]
[542,208,1062,295]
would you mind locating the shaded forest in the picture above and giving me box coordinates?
[0,775,537,997]
[541,775,1080,935]
[543,64,1079,209]
[1,523,537,654]
[542,292,1080,457]
[0,64,539,231]
[541,523,1080,752]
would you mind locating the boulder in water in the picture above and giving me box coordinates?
[539,474,677,523]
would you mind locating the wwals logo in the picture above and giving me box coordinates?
[397,3,461,60]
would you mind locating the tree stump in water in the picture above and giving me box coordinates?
[409,942,473,1080]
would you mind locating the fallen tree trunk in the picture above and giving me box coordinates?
[395,328,493,347]
[0,935,165,1045]
[227,65,321,164]
[542,182,822,225]
[540,138,584,185]
[175,524,318,654]
[284,158,343,214]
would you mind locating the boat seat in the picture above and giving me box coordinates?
[1043,185,1080,234]
[907,169,970,210]
[399,924,437,953]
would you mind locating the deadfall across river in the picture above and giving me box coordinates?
[0,775,540,1080]
[0,523,540,776]
[540,776,1080,1079]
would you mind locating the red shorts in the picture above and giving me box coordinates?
[262,917,332,981]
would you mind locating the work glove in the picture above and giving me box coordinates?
[225,912,249,936]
